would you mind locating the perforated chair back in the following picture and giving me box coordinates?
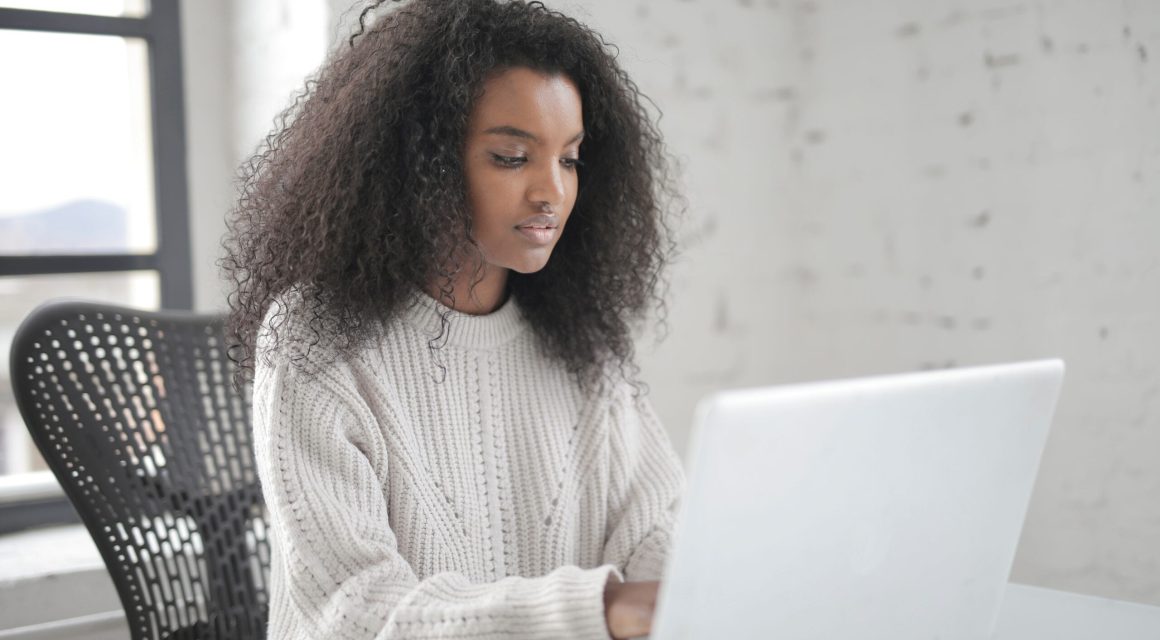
[9,300,269,640]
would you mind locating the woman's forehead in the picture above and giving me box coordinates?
[468,67,583,144]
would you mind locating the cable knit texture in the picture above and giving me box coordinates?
[251,290,686,639]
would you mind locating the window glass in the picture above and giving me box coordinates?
[0,29,155,255]
[0,0,147,17]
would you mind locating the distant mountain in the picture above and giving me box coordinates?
[0,199,132,253]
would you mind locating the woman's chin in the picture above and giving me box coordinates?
[504,251,555,275]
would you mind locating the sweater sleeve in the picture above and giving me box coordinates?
[252,358,621,640]
[600,384,687,582]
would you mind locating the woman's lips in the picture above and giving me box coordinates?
[516,225,557,245]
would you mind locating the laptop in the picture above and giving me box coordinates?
[651,359,1065,640]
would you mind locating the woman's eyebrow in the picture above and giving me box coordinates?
[482,125,585,144]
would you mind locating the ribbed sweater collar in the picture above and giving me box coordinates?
[399,288,526,349]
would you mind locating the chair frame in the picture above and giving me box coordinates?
[9,299,269,639]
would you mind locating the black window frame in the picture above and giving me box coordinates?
[0,0,193,533]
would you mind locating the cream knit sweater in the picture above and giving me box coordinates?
[252,290,686,639]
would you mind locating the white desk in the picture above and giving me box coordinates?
[994,583,1160,639]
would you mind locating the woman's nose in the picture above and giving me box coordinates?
[526,159,567,207]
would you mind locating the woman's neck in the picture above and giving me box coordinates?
[425,262,510,315]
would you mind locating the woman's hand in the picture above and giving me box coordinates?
[603,579,660,639]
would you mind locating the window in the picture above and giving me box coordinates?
[0,0,192,533]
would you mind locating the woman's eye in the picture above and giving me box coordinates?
[490,153,526,167]
[561,157,583,170]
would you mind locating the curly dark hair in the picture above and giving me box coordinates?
[222,0,681,390]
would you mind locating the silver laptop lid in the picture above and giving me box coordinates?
[652,360,1065,640]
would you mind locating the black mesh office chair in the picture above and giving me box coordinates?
[9,300,270,639]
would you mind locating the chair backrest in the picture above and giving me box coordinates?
[9,300,269,640]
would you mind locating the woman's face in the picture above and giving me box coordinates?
[462,66,584,276]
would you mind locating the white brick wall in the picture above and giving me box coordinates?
[562,0,1159,606]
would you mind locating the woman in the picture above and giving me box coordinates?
[223,1,685,638]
